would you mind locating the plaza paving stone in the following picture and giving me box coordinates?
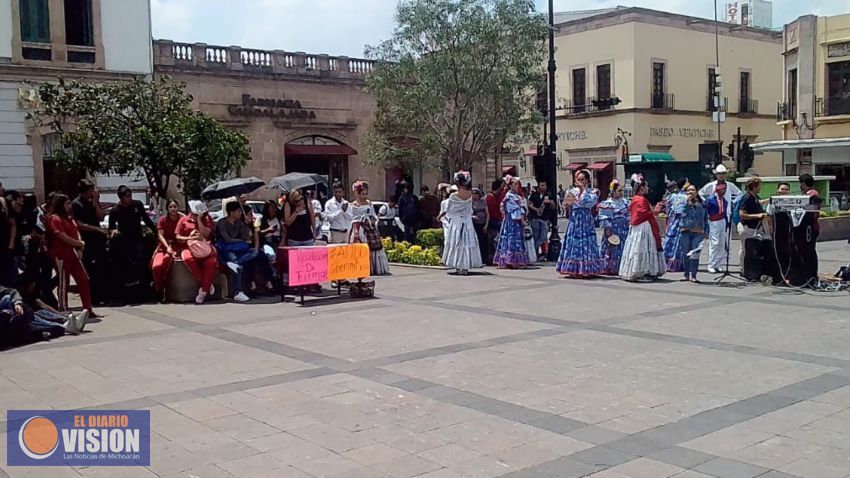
[1,241,850,477]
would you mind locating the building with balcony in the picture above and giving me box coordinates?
[0,0,152,198]
[516,7,783,198]
[753,13,850,198]
[152,40,446,201]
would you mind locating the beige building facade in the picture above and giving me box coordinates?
[753,13,850,197]
[512,7,784,194]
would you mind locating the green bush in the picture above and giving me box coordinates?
[417,228,444,249]
[383,236,442,266]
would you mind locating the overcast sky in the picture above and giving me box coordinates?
[151,0,850,58]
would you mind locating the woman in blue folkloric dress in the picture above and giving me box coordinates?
[598,180,630,275]
[662,179,688,272]
[493,177,528,269]
[557,169,604,278]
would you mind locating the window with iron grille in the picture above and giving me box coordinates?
[596,64,611,108]
[652,62,665,108]
[573,68,586,113]
[19,0,50,43]
[740,71,751,112]
[788,68,797,118]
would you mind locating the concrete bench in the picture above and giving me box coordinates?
[165,258,229,303]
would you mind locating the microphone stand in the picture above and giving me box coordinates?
[715,191,746,284]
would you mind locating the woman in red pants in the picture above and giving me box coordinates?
[175,201,218,304]
[151,199,183,301]
[47,194,96,316]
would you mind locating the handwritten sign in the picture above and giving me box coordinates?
[288,247,329,286]
[328,244,371,281]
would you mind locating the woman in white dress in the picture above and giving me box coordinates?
[348,180,391,276]
[619,175,666,282]
[439,172,483,275]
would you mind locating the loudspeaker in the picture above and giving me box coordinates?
[773,211,818,287]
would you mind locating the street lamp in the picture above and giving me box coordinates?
[546,0,557,190]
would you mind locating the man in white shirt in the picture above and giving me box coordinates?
[324,184,352,244]
[699,164,742,207]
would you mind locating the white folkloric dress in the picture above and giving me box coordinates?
[441,194,483,270]
[348,203,391,276]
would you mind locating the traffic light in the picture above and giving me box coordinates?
[741,141,755,172]
[727,143,735,160]
[592,97,622,110]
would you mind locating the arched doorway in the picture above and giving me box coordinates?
[284,135,356,199]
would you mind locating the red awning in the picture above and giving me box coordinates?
[565,162,587,171]
[285,144,358,156]
[588,162,612,171]
[524,149,538,156]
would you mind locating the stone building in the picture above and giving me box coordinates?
[510,7,784,196]
[0,0,152,199]
[153,40,446,201]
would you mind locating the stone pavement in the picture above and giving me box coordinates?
[1,241,850,478]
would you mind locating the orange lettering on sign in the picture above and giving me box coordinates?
[328,244,370,281]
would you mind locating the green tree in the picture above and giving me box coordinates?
[28,76,250,199]
[364,0,547,179]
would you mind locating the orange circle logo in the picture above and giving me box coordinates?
[18,416,59,459]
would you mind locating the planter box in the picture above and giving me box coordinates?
[656,214,850,242]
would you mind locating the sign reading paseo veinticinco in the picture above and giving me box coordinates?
[228,94,317,120]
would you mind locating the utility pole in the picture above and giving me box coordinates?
[547,0,557,190]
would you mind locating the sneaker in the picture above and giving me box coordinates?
[233,292,250,303]
[209,284,216,297]
[64,318,80,335]
[707,267,717,274]
[195,289,207,305]
[226,262,241,274]
[75,310,90,332]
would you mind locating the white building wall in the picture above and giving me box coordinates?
[0,0,12,60]
[0,82,34,190]
[100,0,152,74]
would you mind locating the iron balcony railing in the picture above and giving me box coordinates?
[739,98,759,115]
[651,92,674,110]
[777,101,795,122]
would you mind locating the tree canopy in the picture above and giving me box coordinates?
[363,0,547,178]
[28,76,250,200]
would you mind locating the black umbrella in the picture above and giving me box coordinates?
[201,177,265,200]
[267,173,328,192]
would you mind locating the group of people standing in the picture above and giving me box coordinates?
[475,164,800,284]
